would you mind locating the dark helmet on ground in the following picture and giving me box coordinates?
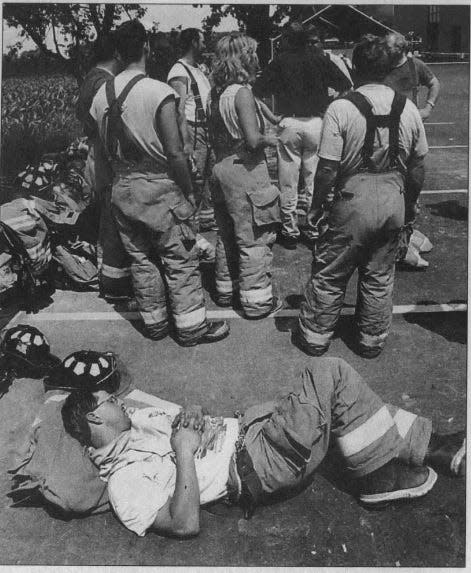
[0,324,61,372]
[45,350,130,395]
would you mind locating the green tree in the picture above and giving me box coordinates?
[201,5,316,65]
[3,3,147,83]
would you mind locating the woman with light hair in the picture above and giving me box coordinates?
[207,33,283,319]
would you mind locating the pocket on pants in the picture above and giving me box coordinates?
[169,200,197,249]
[246,186,281,227]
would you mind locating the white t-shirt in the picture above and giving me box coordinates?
[90,407,239,536]
[318,83,428,178]
[90,69,177,170]
[167,60,211,123]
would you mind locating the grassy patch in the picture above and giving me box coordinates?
[1,73,83,177]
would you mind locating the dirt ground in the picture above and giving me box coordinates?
[0,63,467,567]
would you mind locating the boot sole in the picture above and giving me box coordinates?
[178,325,230,347]
[359,467,437,505]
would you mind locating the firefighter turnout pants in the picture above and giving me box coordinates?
[111,169,208,343]
[189,123,216,230]
[243,357,431,495]
[212,154,280,318]
[85,142,132,299]
[299,170,405,353]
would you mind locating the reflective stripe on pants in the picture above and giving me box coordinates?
[112,173,207,342]
[212,155,278,317]
[243,357,432,494]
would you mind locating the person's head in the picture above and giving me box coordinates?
[61,389,131,447]
[44,350,130,395]
[180,28,205,58]
[306,25,323,54]
[384,32,409,66]
[115,19,148,67]
[352,34,392,83]
[93,31,122,74]
[0,324,61,379]
[211,33,259,88]
[283,21,308,51]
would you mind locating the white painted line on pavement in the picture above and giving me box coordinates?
[0,310,23,328]
[425,122,455,126]
[18,303,467,323]
[427,61,469,65]
[421,189,467,195]
[429,145,468,149]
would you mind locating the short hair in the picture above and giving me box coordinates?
[94,32,116,63]
[115,19,147,65]
[61,390,98,447]
[180,28,202,53]
[352,34,392,82]
[284,21,308,49]
[211,33,259,89]
[385,32,409,66]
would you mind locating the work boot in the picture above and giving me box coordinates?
[425,431,466,477]
[357,344,383,359]
[278,234,297,250]
[356,458,437,507]
[145,322,170,341]
[178,321,230,347]
[291,328,329,357]
[245,296,283,320]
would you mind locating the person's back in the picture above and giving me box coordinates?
[91,71,175,173]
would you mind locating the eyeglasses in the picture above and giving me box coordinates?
[92,393,119,411]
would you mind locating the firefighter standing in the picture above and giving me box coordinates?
[294,35,428,358]
[90,20,229,346]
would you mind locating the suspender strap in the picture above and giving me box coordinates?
[178,60,206,125]
[388,92,407,166]
[341,90,406,169]
[104,74,146,161]
[407,56,419,105]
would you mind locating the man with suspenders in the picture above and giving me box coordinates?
[167,28,218,233]
[90,20,229,347]
[294,35,428,359]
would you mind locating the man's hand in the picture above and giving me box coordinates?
[171,424,202,456]
[172,405,207,432]
[405,200,420,224]
[306,206,324,230]
[419,104,432,120]
[183,143,194,158]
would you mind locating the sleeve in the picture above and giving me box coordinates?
[415,58,436,87]
[167,62,188,83]
[317,101,345,161]
[107,464,171,537]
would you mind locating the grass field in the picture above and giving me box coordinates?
[1,74,82,177]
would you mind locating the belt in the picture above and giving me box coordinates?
[225,415,265,520]
[283,113,322,119]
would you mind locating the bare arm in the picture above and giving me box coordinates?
[257,99,283,125]
[169,77,193,156]
[150,423,202,538]
[156,96,194,202]
[307,158,340,228]
[420,76,440,119]
[235,87,278,151]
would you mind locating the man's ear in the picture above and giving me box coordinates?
[86,411,103,426]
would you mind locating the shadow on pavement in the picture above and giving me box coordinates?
[428,200,468,221]
[404,308,467,344]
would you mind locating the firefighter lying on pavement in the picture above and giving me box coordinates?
[61,350,465,538]
[295,34,428,359]
[89,20,229,346]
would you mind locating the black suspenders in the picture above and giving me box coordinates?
[340,90,407,171]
